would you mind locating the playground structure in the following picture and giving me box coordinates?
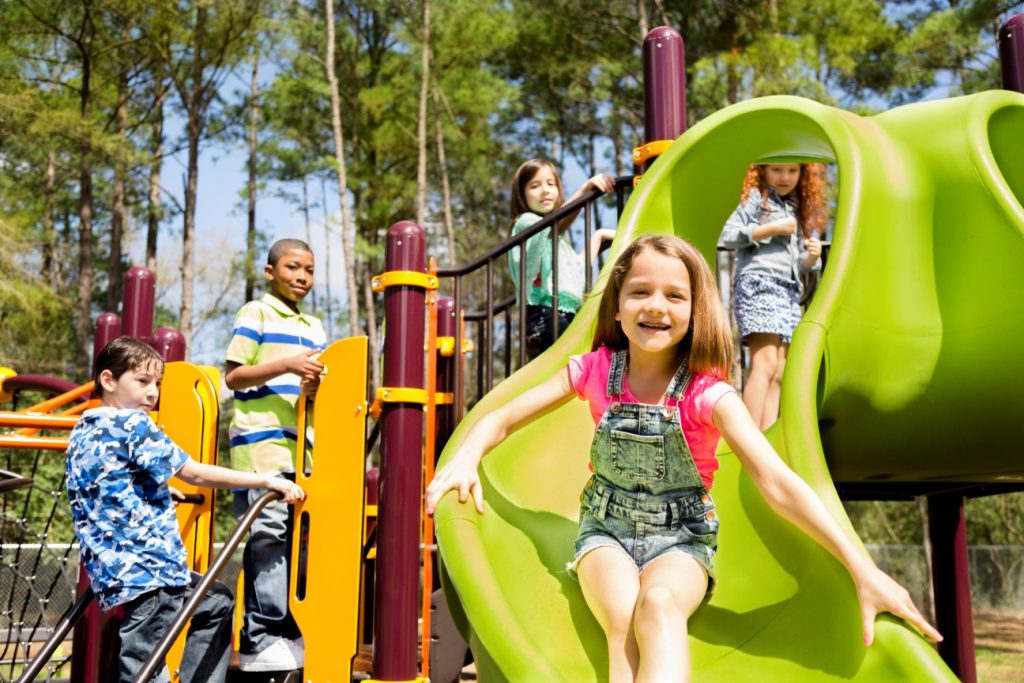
[1,16,1023,683]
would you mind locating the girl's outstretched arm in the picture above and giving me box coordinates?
[712,392,942,645]
[424,366,576,516]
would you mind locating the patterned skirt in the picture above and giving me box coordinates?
[733,272,802,344]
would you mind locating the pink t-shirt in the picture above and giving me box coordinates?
[568,346,736,489]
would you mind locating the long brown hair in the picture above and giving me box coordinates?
[508,158,565,234]
[592,235,732,379]
[741,163,827,237]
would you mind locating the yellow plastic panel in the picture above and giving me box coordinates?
[156,362,221,680]
[289,336,369,681]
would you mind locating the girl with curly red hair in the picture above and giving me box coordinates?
[720,163,827,429]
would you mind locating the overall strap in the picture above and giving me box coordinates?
[665,355,693,402]
[606,349,628,397]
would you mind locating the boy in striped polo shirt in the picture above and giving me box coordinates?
[225,238,326,672]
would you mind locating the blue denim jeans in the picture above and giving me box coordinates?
[118,572,232,683]
[233,477,302,654]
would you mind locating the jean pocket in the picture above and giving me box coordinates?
[610,431,665,483]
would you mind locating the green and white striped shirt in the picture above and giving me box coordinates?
[226,293,326,473]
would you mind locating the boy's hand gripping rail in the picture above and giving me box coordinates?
[133,490,284,683]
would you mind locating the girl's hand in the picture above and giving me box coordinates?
[774,216,798,237]
[425,459,484,517]
[804,236,822,259]
[855,565,942,645]
[585,173,615,194]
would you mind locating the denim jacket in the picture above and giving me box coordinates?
[719,187,820,290]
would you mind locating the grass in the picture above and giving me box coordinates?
[975,610,1024,683]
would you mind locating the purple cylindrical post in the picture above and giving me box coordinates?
[93,313,122,368]
[928,495,977,682]
[999,14,1024,93]
[642,26,687,171]
[435,297,456,460]
[122,266,155,339]
[151,327,186,362]
[373,221,427,681]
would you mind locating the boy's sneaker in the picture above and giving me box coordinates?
[286,637,305,666]
[238,638,303,672]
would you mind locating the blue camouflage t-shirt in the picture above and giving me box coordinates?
[66,407,191,610]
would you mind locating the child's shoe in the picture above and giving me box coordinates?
[238,638,302,672]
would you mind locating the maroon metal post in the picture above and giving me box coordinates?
[122,266,155,339]
[93,313,122,365]
[435,297,456,459]
[642,26,687,170]
[927,495,977,683]
[999,14,1024,93]
[151,326,186,362]
[373,221,427,681]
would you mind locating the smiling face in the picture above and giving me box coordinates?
[266,248,315,307]
[523,164,562,215]
[763,164,802,197]
[98,360,163,412]
[615,249,693,359]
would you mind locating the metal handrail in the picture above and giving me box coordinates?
[133,490,283,683]
[15,586,94,683]
[14,586,95,683]
[0,469,34,495]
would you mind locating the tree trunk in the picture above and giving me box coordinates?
[245,49,260,303]
[179,3,210,354]
[301,175,317,315]
[108,38,129,311]
[637,0,649,37]
[317,176,332,333]
[324,0,360,336]
[146,79,166,272]
[362,261,380,388]
[918,495,936,623]
[74,4,96,374]
[42,150,56,281]
[416,0,430,227]
[432,86,455,264]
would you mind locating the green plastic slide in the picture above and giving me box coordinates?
[433,91,1024,681]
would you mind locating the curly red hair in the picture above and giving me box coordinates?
[741,163,827,237]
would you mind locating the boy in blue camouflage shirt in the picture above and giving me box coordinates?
[66,337,306,683]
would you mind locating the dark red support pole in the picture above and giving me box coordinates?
[151,326,186,362]
[642,26,687,171]
[121,266,155,339]
[374,221,427,681]
[435,297,456,460]
[927,494,976,683]
[93,313,122,365]
[999,14,1024,93]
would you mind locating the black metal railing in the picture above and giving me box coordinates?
[436,176,634,416]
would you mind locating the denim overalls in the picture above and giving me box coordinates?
[569,349,719,591]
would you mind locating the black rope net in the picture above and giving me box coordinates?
[1,389,79,682]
